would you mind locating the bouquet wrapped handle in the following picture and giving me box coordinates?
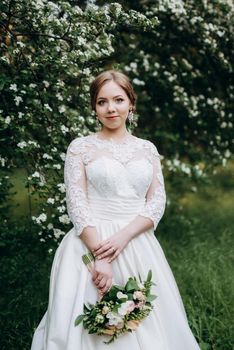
[82,252,113,298]
[82,252,95,274]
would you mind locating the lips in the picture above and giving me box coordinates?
[107,116,118,119]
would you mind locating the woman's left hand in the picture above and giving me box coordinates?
[92,231,129,263]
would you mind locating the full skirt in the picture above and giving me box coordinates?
[31,216,200,350]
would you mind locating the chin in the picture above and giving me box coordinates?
[103,123,122,130]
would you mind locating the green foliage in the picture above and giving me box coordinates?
[0,221,52,350]
[0,163,233,349]
[1,0,233,244]
[0,0,157,244]
[157,166,234,350]
[0,1,233,348]
[110,0,233,169]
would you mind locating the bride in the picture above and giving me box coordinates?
[31,70,201,349]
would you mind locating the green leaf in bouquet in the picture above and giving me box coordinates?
[126,293,134,300]
[112,304,120,313]
[84,304,91,312]
[125,278,139,292]
[90,308,98,317]
[102,285,124,301]
[146,294,157,302]
[138,273,142,282]
[74,314,85,326]
[88,327,98,334]
[146,270,152,282]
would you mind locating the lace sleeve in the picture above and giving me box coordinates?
[139,142,166,230]
[64,139,96,236]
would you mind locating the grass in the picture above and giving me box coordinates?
[0,162,233,349]
[158,164,234,350]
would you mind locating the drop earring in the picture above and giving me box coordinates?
[128,110,134,126]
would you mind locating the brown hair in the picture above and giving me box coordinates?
[90,70,137,112]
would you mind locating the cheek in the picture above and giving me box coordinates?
[118,101,130,111]
[96,105,105,114]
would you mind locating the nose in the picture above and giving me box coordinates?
[107,101,116,112]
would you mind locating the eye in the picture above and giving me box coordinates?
[97,100,105,106]
[116,98,124,103]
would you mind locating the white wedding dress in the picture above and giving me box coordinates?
[31,133,200,350]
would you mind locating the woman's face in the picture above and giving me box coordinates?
[95,80,132,131]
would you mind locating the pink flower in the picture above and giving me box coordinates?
[133,291,145,301]
[118,301,135,316]
[135,300,145,309]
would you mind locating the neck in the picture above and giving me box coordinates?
[98,127,130,140]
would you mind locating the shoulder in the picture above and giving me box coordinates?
[134,137,161,157]
[66,135,92,154]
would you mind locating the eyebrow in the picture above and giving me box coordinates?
[97,95,124,100]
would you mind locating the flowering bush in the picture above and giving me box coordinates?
[75,269,156,344]
[0,0,233,245]
[114,0,233,170]
[0,0,157,244]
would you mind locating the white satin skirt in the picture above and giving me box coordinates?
[31,198,200,350]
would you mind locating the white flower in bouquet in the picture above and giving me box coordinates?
[95,314,104,324]
[75,261,156,344]
[116,291,128,300]
[118,300,135,316]
[106,312,123,326]
[133,291,146,301]
[101,306,110,315]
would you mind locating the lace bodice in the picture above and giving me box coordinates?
[64,133,166,236]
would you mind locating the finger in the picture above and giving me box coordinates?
[97,278,109,295]
[93,240,110,253]
[101,278,112,294]
[98,278,106,289]
[94,275,103,286]
[94,243,111,257]
[105,278,113,291]
[92,270,98,281]
[107,249,120,263]
[96,247,116,260]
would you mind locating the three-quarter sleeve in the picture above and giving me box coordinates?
[64,139,96,236]
[139,143,166,230]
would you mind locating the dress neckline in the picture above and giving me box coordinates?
[91,132,137,146]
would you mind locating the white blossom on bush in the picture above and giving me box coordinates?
[9,84,18,91]
[53,228,65,239]
[57,205,66,213]
[5,116,11,124]
[58,214,70,225]
[57,183,66,193]
[17,141,27,149]
[47,198,55,204]
[1,0,232,246]
[14,96,23,106]
[32,213,47,224]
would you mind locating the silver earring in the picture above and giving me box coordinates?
[128,110,134,126]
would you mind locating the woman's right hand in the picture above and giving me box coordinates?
[92,258,113,295]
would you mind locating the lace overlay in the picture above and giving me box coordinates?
[64,133,166,235]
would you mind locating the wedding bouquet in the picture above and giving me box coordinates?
[75,253,157,344]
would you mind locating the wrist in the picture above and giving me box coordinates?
[119,228,132,242]
[95,256,111,264]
